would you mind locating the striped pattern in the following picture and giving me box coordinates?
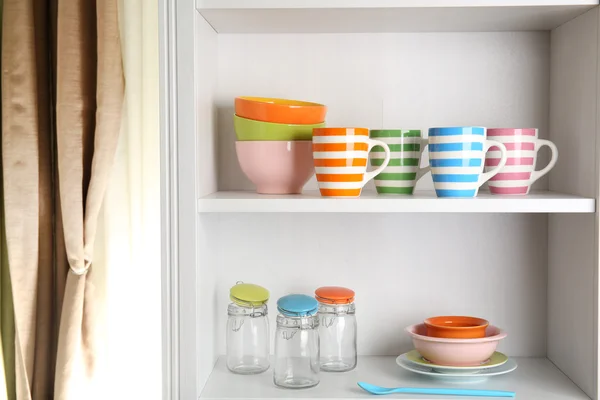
[313,128,390,197]
[428,127,487,198]
[485,129,538,195]
[369,130,426,195]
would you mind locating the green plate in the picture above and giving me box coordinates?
[234,114,325,141]
[405,350,508,372]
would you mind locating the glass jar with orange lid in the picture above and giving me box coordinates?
[315,286,357,372]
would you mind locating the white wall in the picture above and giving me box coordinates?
[213,213,548,357]
[215,32,551,192]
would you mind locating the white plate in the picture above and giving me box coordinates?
[396,355,518,382]
[400,350,509,374]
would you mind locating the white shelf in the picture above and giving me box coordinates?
[195,0,598,33]
[197,190,595,213]
[200,356,589,399]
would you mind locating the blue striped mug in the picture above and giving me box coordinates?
[428,127,507,198]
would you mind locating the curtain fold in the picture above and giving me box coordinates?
[0,191,13,400]
[32,0,56,397]
[0,0,15,397]
[53,0,123,398]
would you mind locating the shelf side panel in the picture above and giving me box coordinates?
[194,11,219,400]
[173,7,219,399]
[549,7,599,398]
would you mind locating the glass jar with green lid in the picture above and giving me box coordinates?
[226,282,270,374]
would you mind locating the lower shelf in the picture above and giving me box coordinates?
[200,356,589,399]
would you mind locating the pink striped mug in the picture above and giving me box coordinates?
[485,128,558,195]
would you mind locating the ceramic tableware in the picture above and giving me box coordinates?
[405,324,507,366]
[357,382,515,397]
[313,127,391,198]
[485,128,558,195]
[235,97,327,125]
[402,350,508,374]
[396,356,518,381]
[234,115,325,141]
[369,130,430,195]
[428,127,508,197]
[424,316,489,339]
[235,141,314,194]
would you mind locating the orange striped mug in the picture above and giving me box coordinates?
[313,127,391,197]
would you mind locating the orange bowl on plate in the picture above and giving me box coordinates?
[406,324,506,367]
[235,96,327,125]
[424,316,489,339]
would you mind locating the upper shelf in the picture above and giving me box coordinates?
[197,190,595,213]
[195,0,598,33]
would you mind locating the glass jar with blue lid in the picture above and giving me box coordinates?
[273,294,320,389]
[226,282,270,374]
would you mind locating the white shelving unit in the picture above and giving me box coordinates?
[163,1,600,399]
[198,191,595,213]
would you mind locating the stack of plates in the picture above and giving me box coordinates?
[397,350,517,382]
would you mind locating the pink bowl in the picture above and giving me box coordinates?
[235,141,314,194]
[405,324,507,367]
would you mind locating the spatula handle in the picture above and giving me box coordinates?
[397,387,515,397]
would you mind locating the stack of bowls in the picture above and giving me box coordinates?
[234,97,327,194]
[405,316,507,367]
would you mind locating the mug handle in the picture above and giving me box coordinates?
[528,139,558,187]
[363,139,391,186]
[415,137,431,183]
[478,140,508,186]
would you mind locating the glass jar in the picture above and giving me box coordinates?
[274,294,320,389]
[226,283,270,374]
[315,286,357,372]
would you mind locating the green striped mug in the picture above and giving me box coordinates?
[369,130,430,195]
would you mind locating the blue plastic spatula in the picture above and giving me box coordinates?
[357,382,516,397]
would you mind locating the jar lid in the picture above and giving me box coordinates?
[315,286,355,304]
[277,294,318,317]
[230,283,269,307]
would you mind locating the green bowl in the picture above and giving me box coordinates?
[234,114,325,141]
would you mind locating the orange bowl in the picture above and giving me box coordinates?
[235,97,326,125]
[424,316,489,339]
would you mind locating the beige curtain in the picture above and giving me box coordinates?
[1,0,124,398]
[2,1,56,399]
